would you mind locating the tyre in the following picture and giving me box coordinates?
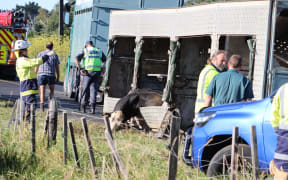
[67,68,75,98]
[206,144,252,177]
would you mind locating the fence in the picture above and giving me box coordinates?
[6,98,271,179]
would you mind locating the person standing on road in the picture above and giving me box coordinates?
[270,83,288,179]
[75,40,106,114]
[204,54,254,107]
[194,50,227,113]
[36,42,60,112]
[15,40,49,121]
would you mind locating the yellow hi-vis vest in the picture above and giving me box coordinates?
[271,83,288,164]
[194,64,219,113]
[271,83,288,129]
[16,56,43,81]
[83,47,102,72]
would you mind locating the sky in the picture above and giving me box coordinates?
[2,0,62,11]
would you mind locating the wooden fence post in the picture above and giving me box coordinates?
[250,126,259,180]
[168,110,181,180]
[63,111,68,165]
[48,98,58,143]
[105,130,129,180]
[104,115,120,175]
[82,118,97,179]
[68,121,80,168]
[31,103,36,153]
[231,126,239,180]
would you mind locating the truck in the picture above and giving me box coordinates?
[101,0,288,131]
[63,0,184,103]
[0,9,28,80]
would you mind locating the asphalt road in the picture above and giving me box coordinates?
[0,79,104,123]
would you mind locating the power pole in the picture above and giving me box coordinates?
[59,0,64,36]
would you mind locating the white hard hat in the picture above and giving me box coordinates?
[13,40,32,51]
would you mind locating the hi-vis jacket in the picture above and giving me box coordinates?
[16,56,43,97]
[83,46,102,72]
[194,64,219,113]
[271,83,288,171]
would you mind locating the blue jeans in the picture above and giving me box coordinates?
[80,71,101,105]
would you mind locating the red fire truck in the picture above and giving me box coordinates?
[0,9,28,79]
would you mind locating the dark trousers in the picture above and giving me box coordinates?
[22,94,37,122]
[81,71,101,105]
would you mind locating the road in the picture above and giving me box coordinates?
[0,79,104,123]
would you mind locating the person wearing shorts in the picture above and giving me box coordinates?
[36,42,60,111]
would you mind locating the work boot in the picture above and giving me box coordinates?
[90,104,96,114]
[40,103,44,112]
[80,104,86,113]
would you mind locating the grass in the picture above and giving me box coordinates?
[0,100,202,179]
[0,100,271,179]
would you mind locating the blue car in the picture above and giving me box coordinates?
[183,92,277,177]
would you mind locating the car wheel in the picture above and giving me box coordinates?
[206,144,252,177]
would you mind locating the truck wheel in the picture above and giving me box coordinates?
[67,68,75,98]
[206,144,252,177]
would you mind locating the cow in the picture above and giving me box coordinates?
[109,89,163,132]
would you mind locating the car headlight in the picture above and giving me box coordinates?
[193,111,216,126]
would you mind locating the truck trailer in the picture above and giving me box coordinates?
[63,0,184,102]
[101,0,288,130]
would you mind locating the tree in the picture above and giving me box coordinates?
[16,1,40,25]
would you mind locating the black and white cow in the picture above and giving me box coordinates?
[109,89,163,132]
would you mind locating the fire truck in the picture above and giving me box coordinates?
[0,9,28,79]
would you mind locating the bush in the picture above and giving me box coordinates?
[27,34,70,82]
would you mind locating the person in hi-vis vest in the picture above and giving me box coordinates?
[270,83,288,180]
[15,40,49,122]
[194,50,227,114]
[75,40,106,114]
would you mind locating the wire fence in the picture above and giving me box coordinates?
[3,98,277,179]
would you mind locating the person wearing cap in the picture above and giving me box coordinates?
[75,40,106,114]
[35,42,60,112]
[269,83,288,179]
[14,40,49,121]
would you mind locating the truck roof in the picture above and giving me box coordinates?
[109,0,269,38]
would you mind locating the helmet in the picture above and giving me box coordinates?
[13,40,32,51]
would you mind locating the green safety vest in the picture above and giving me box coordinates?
[194,64,219,113]
[83,47,102,72]
[16,56,43,81]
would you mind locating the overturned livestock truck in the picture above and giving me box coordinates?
[101,0,288,131]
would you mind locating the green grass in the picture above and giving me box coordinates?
[0,100,202,179]
[0,100,270,179]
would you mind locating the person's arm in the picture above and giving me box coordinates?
[35,66,39,73]
[271,91,281,132]
[244,79,254,102]
[56,64,60,82]
[204,95,213,107]
[75,51,84,70]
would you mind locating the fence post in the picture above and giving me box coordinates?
[250,126,259,180]
[48,98,58,143]
[63,111,68,165]
[168,110,181,180]
[231,126,239,180]
[31,103,36,153]
[68,121,80,168]
[104,115,120,175]
[82,118,97,179]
